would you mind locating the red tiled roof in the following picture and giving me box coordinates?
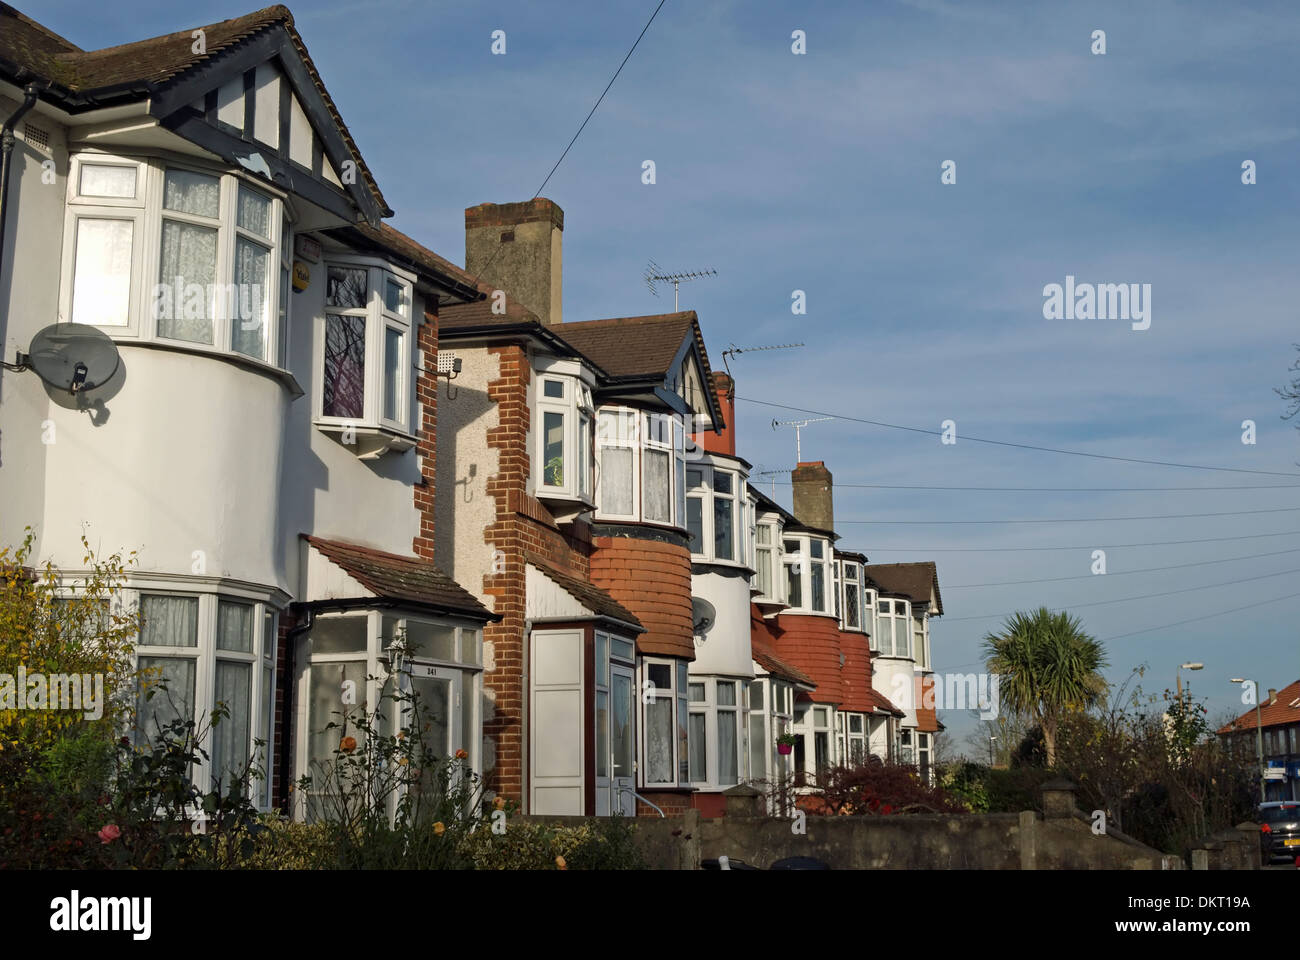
[1217,678,1300,734]
[1,5,389,216]
[302,535,495,620]
[525,554,642,631]
[864,561,943,616]
[330,222,484,302]
[750,606,814,686]
[770,612,844,705]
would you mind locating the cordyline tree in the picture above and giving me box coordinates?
[982,608,1109,768]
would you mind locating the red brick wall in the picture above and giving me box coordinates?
[773,612,844,704]
[479,344,595,805]
[589,534,695,660]
[638,790,693,818]
[412,308,439,561]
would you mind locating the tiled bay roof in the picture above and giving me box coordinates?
[525,554,643,630]
[302,535,496,621]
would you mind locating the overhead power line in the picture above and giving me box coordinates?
[942,564,1300,623]
[1099,588,1300,643]
[837,505,1300,525]
[945,546,1300,589]
[734,396,1300,478]
[867,529,1300,552]
[764,480,1300,493]
[470,0,668,288]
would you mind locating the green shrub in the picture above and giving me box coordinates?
[459,816,645,870]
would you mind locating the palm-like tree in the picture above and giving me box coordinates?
[982,608,1109,768]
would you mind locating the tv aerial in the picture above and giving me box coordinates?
[2,322,121,394]
[772,416,835,463]
[719,341,804,395]
[644,260,717,311]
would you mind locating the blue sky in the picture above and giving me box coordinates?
[38,0,1300,749]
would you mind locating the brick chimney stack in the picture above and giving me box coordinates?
[464,199,564,325]
[792,461,834,532]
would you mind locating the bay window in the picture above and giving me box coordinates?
[62,153,290,366]
[839,561,862,631]
[781,534,834,615]
[595,407,687,528]
[295,610,482,818]
[915,614,929,669]
[684,463,746,564]
[753,521,780,601]
[686,677,748,788]
[897,727,915,764]
[846,713,866,765]
[917,732,932,781]
[318,260,414,437]
[875,597,912,657]
[865,587,879,650]
[133,591,277,805]
[535,375,594,501]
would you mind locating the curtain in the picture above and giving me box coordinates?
[210,660,251,790]
[689,712,706,781]
[642,449,670,521]
[236,186,270,237]
[72,218,133,326]
[645,697,673,783]
[233,237,269,359]
[163,170,220,217]
[157,220,217,343]
[383,327,402,421]
[216,600,253,652]
[713,496,734,559]
[600,446,633,514]
[139,595,197,647]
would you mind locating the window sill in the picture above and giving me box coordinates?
[112,334,304,397]
[315,421,418,460]
[536,490,595,523]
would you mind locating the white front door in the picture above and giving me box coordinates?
[610,663,636,816]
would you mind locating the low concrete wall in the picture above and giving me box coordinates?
[523,781,1254,870]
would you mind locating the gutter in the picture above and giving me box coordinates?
[0,82,39,302]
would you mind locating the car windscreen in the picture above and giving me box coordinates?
[1260,805,1300,823]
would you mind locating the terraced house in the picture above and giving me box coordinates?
[0,3,948,822]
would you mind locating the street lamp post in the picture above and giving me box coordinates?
[988,735,997,767]
[1177,662,1203,709]
[1230,677,1266,803]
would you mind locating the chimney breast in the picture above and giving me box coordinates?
[464,199,564,325]
[792,461,834,533]
[695,373,735,457]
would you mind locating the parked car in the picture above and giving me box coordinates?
[1258,802,1300,865]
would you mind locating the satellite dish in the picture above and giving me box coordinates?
[692,597,717,638]
[24,323,120,394]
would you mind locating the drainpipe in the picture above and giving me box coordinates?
[279,606,314,815]
[0,84,40,298]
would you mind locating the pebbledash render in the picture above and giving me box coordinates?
[0,4,947,822]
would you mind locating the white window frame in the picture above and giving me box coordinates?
[875,597,912,657]
[130,588,279,811]
[685,676,748,789]
[752,518,782,602]
[595,406,688,528]
[839,560,864,632]
[846,712,866,765]
[638,657,690,789]
[316,258,415,435]
[60,152,292,368]
[293,609,483,818]
[781,533,834,616]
